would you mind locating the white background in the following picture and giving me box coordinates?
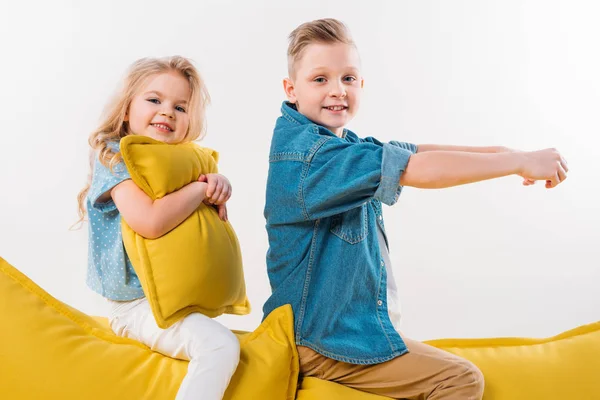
[0,0,598,340]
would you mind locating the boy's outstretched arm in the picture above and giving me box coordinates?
[416,144,512,153]
[400,148,568,189]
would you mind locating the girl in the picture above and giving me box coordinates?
[77,56,239,400]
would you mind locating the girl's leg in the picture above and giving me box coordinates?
[108,298,240,400]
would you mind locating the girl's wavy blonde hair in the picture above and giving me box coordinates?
[75,56,210,224]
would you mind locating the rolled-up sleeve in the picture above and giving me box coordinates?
[300,137,416,219]
[374,142,415,206]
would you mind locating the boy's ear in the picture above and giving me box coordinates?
[283,78,297,103]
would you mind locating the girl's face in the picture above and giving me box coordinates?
[126,71,191,143]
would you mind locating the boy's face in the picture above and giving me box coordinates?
[284,42,363,137]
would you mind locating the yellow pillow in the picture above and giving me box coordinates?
[0,256,298,400]
[119,135,250,328]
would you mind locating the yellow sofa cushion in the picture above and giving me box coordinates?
[119,135,250,328]
[0,257,298,400]
[2,254,599,400]
[427,322,600,400]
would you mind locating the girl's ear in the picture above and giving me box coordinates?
[361,79,365,89]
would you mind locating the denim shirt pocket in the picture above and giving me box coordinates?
[330,204,369,244]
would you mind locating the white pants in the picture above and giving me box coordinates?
[108,298,240,400]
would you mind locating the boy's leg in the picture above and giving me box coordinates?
[108,298,240,400]
[298,338,484,400]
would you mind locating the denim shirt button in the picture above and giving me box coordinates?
[377,300,383,306]
[380,260,384,267]
[379,215,383,221]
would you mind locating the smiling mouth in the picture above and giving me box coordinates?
[323,106,348,111]
[151,123,173,132]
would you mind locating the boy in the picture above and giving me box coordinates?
[262,18,568,399]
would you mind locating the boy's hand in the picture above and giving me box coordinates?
[518,148,569,189]
[197,174,232,205]
[502,147,540,186]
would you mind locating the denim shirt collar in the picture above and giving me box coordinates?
[281,101,349,139]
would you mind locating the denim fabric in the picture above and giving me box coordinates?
[262,102,417,364]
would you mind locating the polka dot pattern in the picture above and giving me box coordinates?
[86,144,145,301]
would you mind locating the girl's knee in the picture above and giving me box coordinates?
[221,329,241,357]
[217,329,240,370]
[197,328,239,363]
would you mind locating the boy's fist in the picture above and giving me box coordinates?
[518,148,568,188]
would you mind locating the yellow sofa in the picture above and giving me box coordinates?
[2,256,599,399]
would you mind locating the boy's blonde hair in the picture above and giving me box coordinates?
[76,56,210,223]
[287,18,356,77]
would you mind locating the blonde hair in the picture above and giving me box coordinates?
[287,18,356,77]
[75,56,210,224]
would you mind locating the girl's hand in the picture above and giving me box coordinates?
[215,203,228,222]
[197,174,232,205]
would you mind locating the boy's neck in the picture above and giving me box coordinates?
[286,102,347,138]
[333,128,346,138]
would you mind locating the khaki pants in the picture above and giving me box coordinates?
[298,336,484,400]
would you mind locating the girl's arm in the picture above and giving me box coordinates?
[416,144,512,153]
[400,148,568,189]
[109,180,208,239]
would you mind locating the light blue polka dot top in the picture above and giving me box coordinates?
[86,142,145,301]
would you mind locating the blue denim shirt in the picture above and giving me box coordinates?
[263,102,418,364]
